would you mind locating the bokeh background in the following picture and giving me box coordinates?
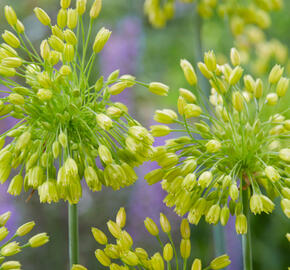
[0,0,289,269]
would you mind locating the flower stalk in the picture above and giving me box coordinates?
[68,203,79,268]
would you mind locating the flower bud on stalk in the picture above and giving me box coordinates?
[149,82,169,96]
[90,0,102,19]
[180,59,197,85]
[93,28,112,53]
[34,8,51,26]
[4,5,18,26]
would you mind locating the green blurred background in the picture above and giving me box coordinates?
[0,0,289,269]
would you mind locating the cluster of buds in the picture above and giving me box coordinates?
[0,211,49,269]
[77,207,231,270]
[144,0,282,34]
[0,1,169,204]
[146,48,290,234]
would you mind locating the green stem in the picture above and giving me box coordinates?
[68,203,79,268]
[212,224,226,255]
[242,188,253,270]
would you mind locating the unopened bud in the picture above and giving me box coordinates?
[180,59,197,85]
[268,64,284,84]
[93,27,112,53]
[144,218,159,236]
[34,7,51,26]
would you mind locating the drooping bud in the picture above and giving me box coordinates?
[205,140,221,153]
[235,214,247,234]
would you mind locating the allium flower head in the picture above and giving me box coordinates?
[0,1,167,204]
[146,49,290,233]
[0,211,49,268]
[89,207,231,269]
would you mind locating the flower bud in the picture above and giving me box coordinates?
[149,82,169,96]
[260,195,275,214]
[229,66,243,85]
[96,114,113,130]
[93,27,112,53]
[40,40,51,60]
[180,239,191,259]
[16,221,35,236]
[29,232,49,247]
[116,207,126,229]
[179,88,196,103]
[57,9,67,28]
[205,140,221,153]
[254,79,263,98]
[159,213,171,233]
[91,227,107,245]
[98,145,113,164]
[151,252,164,270]
[210,254,231,269]
[76,0,87,15]
[180,219,190,239]
[4,6,18,26]
[0,67,16,77]
[279,148,290,163]
[71,265,87,270]
[58,132,68,148]
[90,0,102,19]
[220,206,230,226]
[150,125,171,137]
[250,194,263,215]
[135,248,148,260]
[281,199,290,218]
[191,258,202,270]
[232,91,243,112]
[8,93,24,105]
[266,93,278,105]
[144,169,165,185]
[198,62,213,79]
[204,50,216,71]
[154,109,177,124]
[67,9,78,29]
[48,35,64,52]
[205,204,221,224]
[15,20,25,33]
[109,82,127,95]
[229,184,239,201]
[2,57,22,68]
[268,64,284,84]
[121,251,139,266]
[60,65,72,76]
[244,75,255,93]
[198,171,213,188]
[0,227,9,242]
[1,261,21,269]
[37,89,52,101]
[61,0,71,9]
[235,214,247,234]
[118,231,133,250]
[183,173,197,192]
[7,174,23,196]
[34,7,51,25]
[95,249,111,266]
[64,29,77,45]
[0,212,11,226]
[107,220,121,238]
[2,31,20,48]
[144,218,159,236]
[230,48,240,66]
[180,59,197,85]
[104,244,120,259]
[276,77,289,97]
[184,104,202,118]
[1,242,21,256]
[63,44,74,62]
[265,166,280,182]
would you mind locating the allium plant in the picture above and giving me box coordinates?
[75,207,231,270]
[0,211,49,269]
[145,49,289,268]
[0,0,169,267]
[144,0,282,30]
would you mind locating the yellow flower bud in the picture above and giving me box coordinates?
[67,9,78,29]
[184,104,202,118]
[34,7,51,26]
[180,239,191,259]
[116,207,126,229]
[268,64,284,84]
[93,27,112,53]
[91,227,107,245]
[205,204,221,224]
[191,259,202,270]
[235,214,247,234]
[204,50,216,71]
[40,40,51,60]
[118,230,133,250]
[266,93,278,105]
[1,241,21,256]
[154,109,177,124]
[4,6,18,26]
[198,171,213,188]
[144,217,159,236]
[1,261,21,270]
[52,25,64,40]
[281,199,290,218]
[71,265,87,270]
[159,213,171,233]
[76,0,87,15]
[2,31,20,48]
[198,62,213,79]
[64,29,77,45]
[15,20,25,34]
[183,173,196,192]
[163,243,173,261]
[59,65,72,76]
[0,66,16,77]
[16,221,35,236]
[243,75,255,93]
[265,166,280,182]
[229,184,239,201]
[48,35,64,52]
[63,44,74,62]
[279,148,290,162]
[261,195,275,214]
[151,252,164,270]
[254,78,263,98]
[95,249,111,266]
[58,132,68,148]
[0,227,9,242]
[96,114,113,130]
[150,125,171,137]
[144,168,165,185]
[232,91,243,112]
[0,211,11,226]
[179,88,196,103]
[250,194,263,215]
[149,82,169,96]
[210,254,231,269]
[37,89,52,101]
[229,66,243,85]
[276,77,289,97]
[180,219,190,239]
[7,175,23,196]
[48,51,60,66]
[230,48,240,67]
[121,251,139,266]
[57,9,67,28]
[220,206,230,226]
[90,0,102,19]
[180,59,197,85]
[107,220,121,238]
[135,247,148,260]
[109,82,127,95]
[61,0,71,9]
[2,57,22,68]
[205,140,221,153]
[8,93,24,105]
[104,244,120,259]
[29,232,49,247]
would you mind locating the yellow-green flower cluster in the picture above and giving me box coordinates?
[146,49,290,234]
[0,211,49,269]
[88,207,231,270]
[144,0,282,32]
[0,1,168,204]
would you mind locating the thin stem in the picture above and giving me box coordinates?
[242,188,253,270]
[68,203,79,268]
